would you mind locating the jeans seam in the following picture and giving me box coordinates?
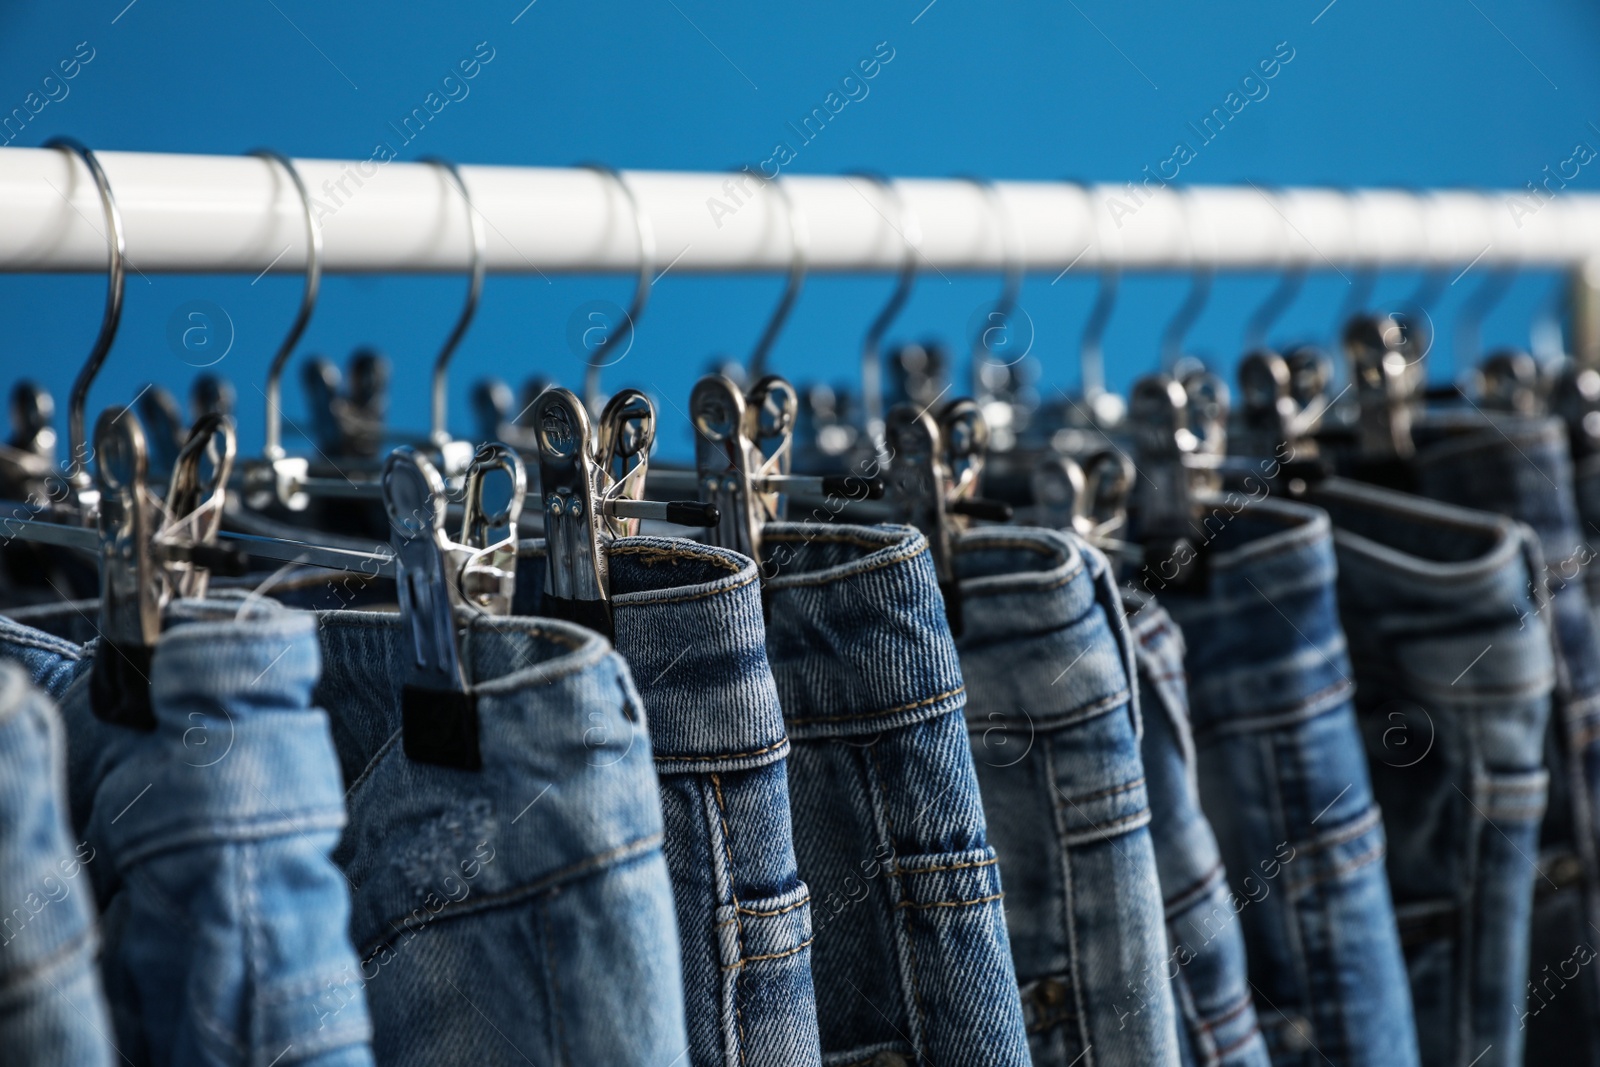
[709,774,749,1067]
[615,570,760,606]
[761,536,928,588]
[866,742,929,1061]
[895,855,997,875]
[1059,775,1145,806]
[1045,739,1095,1061]
[539,900,570,1065]
[893,892,1004,911]
[787,684,965,726]
[656,738,791,764]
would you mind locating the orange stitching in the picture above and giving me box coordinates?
[736,895,811,918]
[896,892,1005,911]
[720,936,816,970]
[710,775,749,1066]
[657,738,789,764]
[787,685,965,726]
[898,856,998,875]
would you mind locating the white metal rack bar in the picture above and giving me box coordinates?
[0,147,1594,276]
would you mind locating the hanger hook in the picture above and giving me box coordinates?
[1455,263,1516,369]
[853,172,919,441]
[1159,188,1214,371]
[249,149,322,463]
[1070,180,1118,402]
[1243,184,1305,352]
[46,138,126,496]
[581,163,655,413]
[962,175,1023,375]
[421,157,486,448]
[746,171,808,379]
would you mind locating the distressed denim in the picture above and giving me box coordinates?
[0,599,375,1067]
[1156,498,1420,1067]
[311,608,689,1067]
[1410,414,1600,1063]
[761,522,1031,1067]
[608,536,822,1067]
[1121,590,1272,1067]
[1310,478,1554,1067]
[0,661,114,1067]
[952,525,1183,1067]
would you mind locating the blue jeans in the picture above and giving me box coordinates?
[1311,477,1554,1067]
[1410,414,1600,1063]
[1,599,376,1066]
[952,526,1183,1067]
[760,522,1032,1066]
[0,661,115,1067]
[608,537,822,1067]
[1155,498,1420,1067]
[311,607,689,1067]
[1123,590,1272,1067]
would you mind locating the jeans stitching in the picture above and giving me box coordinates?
[709,774,749,1067]
[866,742,929,1061]
[893,892,1004,911]
[787,685,965,726]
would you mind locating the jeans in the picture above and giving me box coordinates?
[1410,414,1600,1063]
[1,599,376,1066]
[951,525,1183,1067]
[311,607,689,1067]
[760,522,1031,1066]
[1122,590,1272,1067]
[608,536,822,1067]
[0,661,114,1067]
[1310,478,1554,1067]
[1156,497,1420,1067]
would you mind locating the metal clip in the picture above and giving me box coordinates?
[1130,374,1216,591]
[382,443,522,771]
[534,387,610,633]
[0,382,56,499]
[1476,348,1542,415]
[693,374,764,562]
[91,409,244,728]
[1344,313,1419,460]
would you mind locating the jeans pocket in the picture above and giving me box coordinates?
[716,882,821,1066]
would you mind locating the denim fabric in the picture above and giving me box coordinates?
[1311,478,1554,1067]
[1156,497,1420,1067]
[608,536,822,1067]
[760,522,1031,1067]
[1,598,377,1066]
[311,607,689,1067]
[1121,590,1272,1067]
[0,661,115,1067]
[951,525,1182,1067]
[1410,414,1600,1063]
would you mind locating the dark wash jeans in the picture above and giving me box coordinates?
[760,522,1031,1067]
[1310,478,1554,1067]
[0,661,114,1067]
[0,600,376,1066]
[1409,414,1600,1063]
[607,537,822,1067]
[310,608,688,1067]
[1156,498,1420,1067]
[952,526,1183,1067]
[1121,590,1272,1067]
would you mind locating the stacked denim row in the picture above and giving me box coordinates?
[2,415,1599,1067]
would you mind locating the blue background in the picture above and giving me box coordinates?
[3,0,1598,459]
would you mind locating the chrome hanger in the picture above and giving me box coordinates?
[581,164,654,414]
[424,157,487,476]
[247,149,322,511]
[747,172,808,381]
[854,173,918,453]
[45,138,125,519]
[382,441,525,771]
[0,382,56,500]
[533,386,718,638]
[1128,373,1217,591]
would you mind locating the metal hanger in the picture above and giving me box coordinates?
[964,176,1030,452]
[533,386,719,638]
[1127,372,1217,591]
[854,172,918,454]
[581,164,654,415]
[746,172,808,381]
[0,382,56,500]
[383,441,525,770]
[423,157,488,476]
[44,138,125,518]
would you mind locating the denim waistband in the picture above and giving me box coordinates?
[1413,412,1585,566]
[1310,477,1553,706]
[608,536,789,774]
[1153,497,1352,737]
[308,608,662,956]
[0,611,89,698]
[760,523,967,740]
[954,525,1135,733]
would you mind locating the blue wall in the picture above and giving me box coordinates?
[4,0,1599,459]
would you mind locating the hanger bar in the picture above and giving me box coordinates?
[0,501,397,577]
[1,147,1595,274]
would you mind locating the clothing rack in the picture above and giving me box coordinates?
[1,146,1596,276]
